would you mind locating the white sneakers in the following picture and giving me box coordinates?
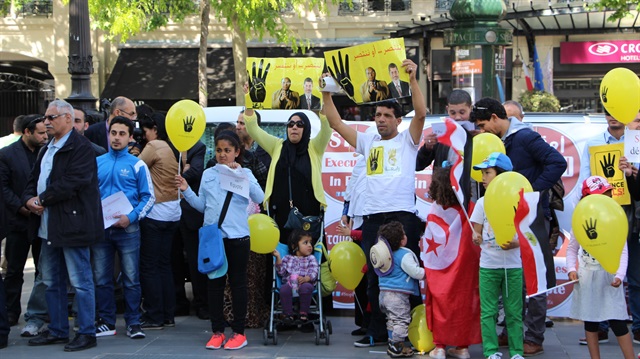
[448,347,471,359]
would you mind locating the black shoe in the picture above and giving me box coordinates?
[164,319,175,327]
[28,331,70,346]
[0,335,7,349]
[126,325,146,339]
[140,321,164,330]
[196,307,210,320]
[64,334,97,352]
[388,341,414,358]
[354,335,388,347]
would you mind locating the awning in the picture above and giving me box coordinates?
[101,47,235,101]
[390,3,639,39]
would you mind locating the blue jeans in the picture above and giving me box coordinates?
[140,218,179,324]
[39,241,95,337]
[23,272,48,327]
[92,223,142,326]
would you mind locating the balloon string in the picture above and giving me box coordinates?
[178,152,182,201]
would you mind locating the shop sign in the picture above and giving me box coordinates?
[561,41,640,64]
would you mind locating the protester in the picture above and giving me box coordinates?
[0,115,47,327]
[591,110,640,345]
[24,99,102,351]
[93,116,154,339]
[424,166,481,359]
[470,153,525,359]
[471,98,566,356]
[272,229,319,325]
[322,59,426,348]
[0,183,9,349]
[243,107,331,244]
[73,107,106,156]
[85,96,137,152]
[503,100,524,122]
[373,221,425,358]
[176,130,264,350]
[138,113,181,330]
[567,176,635,359]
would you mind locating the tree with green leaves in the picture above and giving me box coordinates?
[591,0,640,21]
[83,0,344,107]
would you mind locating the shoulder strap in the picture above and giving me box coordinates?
[218,191,233,229]
[287,167,294,208]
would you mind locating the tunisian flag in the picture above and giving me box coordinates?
[437,118,467,206]
[421,203,481,346]
[514,190,547,296]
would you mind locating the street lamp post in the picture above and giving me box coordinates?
[65,0,97,110]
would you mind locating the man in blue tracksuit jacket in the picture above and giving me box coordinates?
[92,116,155,339]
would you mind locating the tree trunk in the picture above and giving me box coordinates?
[198,0,210,107]
[231,14,247,106]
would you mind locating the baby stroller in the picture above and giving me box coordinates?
[263,241,332,345]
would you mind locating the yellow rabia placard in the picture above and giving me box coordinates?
[589,143,630,205]
[245,57,325,110]
[324,38,409,104]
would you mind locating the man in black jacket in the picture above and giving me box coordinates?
[0,114,48,327]
[23,99,103,352]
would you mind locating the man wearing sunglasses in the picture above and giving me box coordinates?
[470,97,566,357]
[0,114,48,329]
[323,59,426,350]
[85,96,137,152]
[23,99,103,352]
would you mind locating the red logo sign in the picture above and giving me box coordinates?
[588,42,619,56]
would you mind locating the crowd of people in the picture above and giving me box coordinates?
[0,59,639,359]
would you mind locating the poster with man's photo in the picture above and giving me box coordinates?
[245,58,325,110]
[323,38,410,104]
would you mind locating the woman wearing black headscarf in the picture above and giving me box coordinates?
[244,108,331,243]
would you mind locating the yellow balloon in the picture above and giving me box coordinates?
[408,304,435,353]
[471,133,506,182]
[329,241,366,290]
[572,194,628,274]
[166,100,206,152]
[600,67,640,125]
[485,172,533,246]
[248,214,280,254]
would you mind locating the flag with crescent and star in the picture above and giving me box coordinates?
[421,203,481,346]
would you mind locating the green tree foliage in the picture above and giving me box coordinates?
[590,0,639,21]
[519,90,561,112]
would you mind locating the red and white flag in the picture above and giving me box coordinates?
[437,118,467,206]
[514,189,547,295]
[523,61,534,91]
[421,203,481,346]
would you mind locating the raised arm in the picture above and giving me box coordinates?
[244,108,282,156]
[321,76,357,148]
[404,59,426,145]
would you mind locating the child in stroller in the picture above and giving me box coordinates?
[272,229,319,325]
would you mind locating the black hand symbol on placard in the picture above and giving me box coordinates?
[601,86,608,103]
[369,150,379,172]
[599,152,616,178]
[183,116,195,133]
[247,59,270,105]
[327,51,355,98]
[582,218,598,240]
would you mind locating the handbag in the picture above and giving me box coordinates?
[197,191,232,274]
[318,242,337,297]
[283,167,324,239]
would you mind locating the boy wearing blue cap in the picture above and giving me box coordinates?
[469,152,524,359]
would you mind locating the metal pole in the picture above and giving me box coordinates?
[66,0,97,110]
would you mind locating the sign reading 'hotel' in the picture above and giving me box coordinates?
[560,40,640,64]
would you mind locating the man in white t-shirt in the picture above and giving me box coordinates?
[322,58,426,348]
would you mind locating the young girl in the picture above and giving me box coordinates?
[272,229,319,323]
[176,130,264,351]
[469,153,524,359]
[567,175,635,359]
[424,165,481,359]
